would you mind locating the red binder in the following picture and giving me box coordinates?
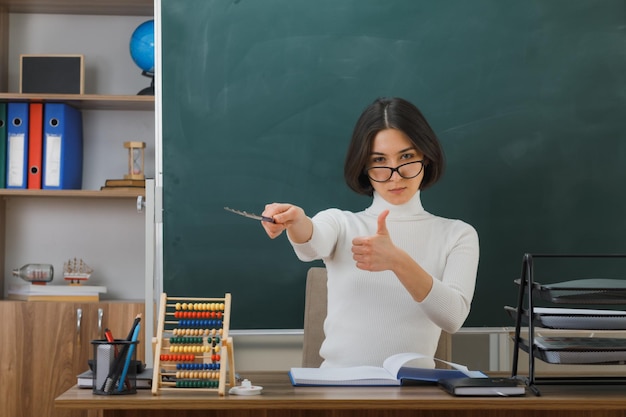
[27,102,43,189]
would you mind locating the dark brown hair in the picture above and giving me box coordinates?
[343,97,445,196]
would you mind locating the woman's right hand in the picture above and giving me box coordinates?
[262,203,312,243]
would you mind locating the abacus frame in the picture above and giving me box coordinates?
[151,293,235,396]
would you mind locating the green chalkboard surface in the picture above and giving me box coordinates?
[161,0,626,329]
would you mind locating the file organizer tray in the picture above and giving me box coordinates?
[518,336,626,364]
[505,306,626,330]
[509,253,626,394]
[531,278,626,304]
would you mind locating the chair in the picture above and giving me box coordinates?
[302,267,452,368]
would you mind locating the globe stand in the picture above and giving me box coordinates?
[138,70,154,96]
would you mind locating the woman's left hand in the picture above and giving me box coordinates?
[351,210,397,271]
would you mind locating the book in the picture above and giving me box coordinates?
[42,103,83,190]
[8,293,100,302]
[0,102,7,188]
[27,102,44,189]
[104,178,146,187]
[438,377,525,396]
[6,102,29,188]
[100,186,145,192]
[77,368,153,389]
[288,352,486,386]
[8,283,107,302]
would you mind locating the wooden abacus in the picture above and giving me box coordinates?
[151,293,235,396]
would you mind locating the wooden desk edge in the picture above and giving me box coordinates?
[55,371,626,412]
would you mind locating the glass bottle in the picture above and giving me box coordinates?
[12,264,54,283]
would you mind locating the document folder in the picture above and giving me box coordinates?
[28,102,44,189]
[42,103,83,190]
[0,102,7,188]
[6,102,29,188]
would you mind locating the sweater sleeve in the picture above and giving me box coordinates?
[420,222,480,333]
[289,209,343,261]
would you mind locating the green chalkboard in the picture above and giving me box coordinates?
[161,0,626,329]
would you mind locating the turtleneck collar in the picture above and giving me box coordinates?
[364,191,428,220]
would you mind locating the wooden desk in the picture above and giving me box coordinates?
[55,371,626,417]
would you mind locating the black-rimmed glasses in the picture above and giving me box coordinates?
[366,160,424,182]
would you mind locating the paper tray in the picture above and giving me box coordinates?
[531,279,626,304]
[520,337,626,364]
[505,306,626,330]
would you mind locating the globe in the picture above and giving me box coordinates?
[130,19,154,73]
[130,19,154,95]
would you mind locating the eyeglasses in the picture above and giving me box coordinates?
[365,160,425,182]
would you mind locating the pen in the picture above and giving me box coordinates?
[104,328,117,355]
[117,322,141,392]
[224,207,275,223]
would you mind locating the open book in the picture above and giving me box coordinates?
[289,353,486,386]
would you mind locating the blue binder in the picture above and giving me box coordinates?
[42,103,83,190]
[0,102,7,188]
[6,102,29,189]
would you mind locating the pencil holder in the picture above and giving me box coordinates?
[91,339,140,395]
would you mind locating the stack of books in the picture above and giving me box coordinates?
[100,178,145,192]
[77,367,153,389]
[8,283,107,302]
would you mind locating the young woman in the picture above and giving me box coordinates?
[262,97,479,368]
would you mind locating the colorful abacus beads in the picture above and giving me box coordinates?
[174,302,225,311]
[169,344,212,353]
[160,354,196,362]
[175,380,219,388]
[156,296,231,393]
[175,371,220,379]
[169,336,203,344]
[176,319,223,328]
[176,362,220,370]
[173,310,224,319]
[171,328,223,336]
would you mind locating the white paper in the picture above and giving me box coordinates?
[7,133,25,187]
[534,307,626,329]
[44,134,62,187]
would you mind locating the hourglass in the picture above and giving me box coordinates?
[124,141,146,180]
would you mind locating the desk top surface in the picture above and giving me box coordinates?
[55,371,626,411]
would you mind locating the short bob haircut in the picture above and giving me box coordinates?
[344,97,445,196]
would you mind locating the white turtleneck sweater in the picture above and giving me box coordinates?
[290,191,479,368]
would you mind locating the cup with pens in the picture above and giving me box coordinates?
[90,314,142,395]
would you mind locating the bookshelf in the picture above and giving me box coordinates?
[0,1,155,417]
[0,92,154,110]
[0,0,155,299]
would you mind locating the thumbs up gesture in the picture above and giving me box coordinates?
[351,210,396,271]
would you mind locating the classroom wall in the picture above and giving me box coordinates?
[231,329,626,375]
[5,10,495,371]
[231,331,495,372]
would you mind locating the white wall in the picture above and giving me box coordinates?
[8,14,152,96]
[230,330,495,372]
